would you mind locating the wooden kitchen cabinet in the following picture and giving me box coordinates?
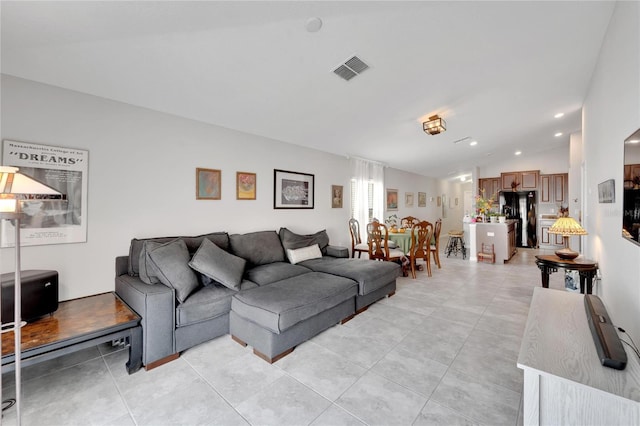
[540,173,568,204]
[479,177,500,201]
[501,170,540,191]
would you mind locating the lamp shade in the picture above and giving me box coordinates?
[0,166,61,214]
[548,216,588,236]
[548,216,587,259]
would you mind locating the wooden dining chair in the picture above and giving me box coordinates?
[400,216,420,229]
[367,222,407,274]
[407,221,434,278]
[348,218,369,258]
[430,219,442,269]
[366,219,398,249]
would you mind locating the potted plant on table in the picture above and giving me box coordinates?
[475,190,495,222]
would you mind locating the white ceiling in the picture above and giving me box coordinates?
[0,1,615,178]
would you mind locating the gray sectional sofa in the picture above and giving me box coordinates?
[115,228,400,369]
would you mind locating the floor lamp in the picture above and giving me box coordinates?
[1,166,61,424]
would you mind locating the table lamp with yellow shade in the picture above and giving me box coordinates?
[548,216,588,259]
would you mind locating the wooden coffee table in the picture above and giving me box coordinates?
[2,292,142,374]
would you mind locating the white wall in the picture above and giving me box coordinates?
[1,75,354,300]
[479,145,570,178]
[582,1,640,343]
[1,75,449,300]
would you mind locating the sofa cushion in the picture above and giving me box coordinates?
[279,228,330,255]
[244,262,310,286]
[229,231,285,266]
[176,280,258,327]
[128,232,230,276]
[299,257,401,296]
[189,238,246,290]
[231,272,357,334]
[286,244,322,265]
[139,241,162,284]
[148,239,200,303]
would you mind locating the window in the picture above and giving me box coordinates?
[350,179,375,222]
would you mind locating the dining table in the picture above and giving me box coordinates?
[387,229,414,254]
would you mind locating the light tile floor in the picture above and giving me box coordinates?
[2,247,571,426]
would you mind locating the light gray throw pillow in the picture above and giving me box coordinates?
[189,238,246,290]
[139,241,162,285]
[148,239,200,303]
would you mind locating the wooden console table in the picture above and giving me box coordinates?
[535,254,598,294]
[2,292,142,374]
[518,288,640,425]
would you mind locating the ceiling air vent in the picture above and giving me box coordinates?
[333,56,369,81]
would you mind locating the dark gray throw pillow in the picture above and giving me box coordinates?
[148,239,200,303]
[279,227,330,254]
[189,238,246,290]
[139,241,162,285]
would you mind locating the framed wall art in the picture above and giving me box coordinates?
[598,179,615,203]
[418,192,426,207]
[196,168,221,200]
[2,139,89,247]
[405,192,414,207]
[386,188,398,211]
[236,171,256,200]
[331,185,343,208]
[274,169,314,209]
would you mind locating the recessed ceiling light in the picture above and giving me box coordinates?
[515,151,522,156]
[469,140,478,146]
[554,113,565,118]
[460,176,466,182]
[554,132,563,137]
[629,139,640,144]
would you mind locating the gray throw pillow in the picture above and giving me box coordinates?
[279,227,330,254]
[148,239,200,303]
[189,238,246,290]
[229,231,286,266]
[139,241,162,285]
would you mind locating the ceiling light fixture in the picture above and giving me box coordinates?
[515,151,522,156]
[423,115,446,135]
[469,141,478,146]
[627,139,640,144]
[554,113,565,118]
[555,132,563,137]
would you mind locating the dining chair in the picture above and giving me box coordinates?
[407,221,434,278]
[348,218,369,258]
[400,216,420,229]
[367,221,407,274]
[366,219,398,249]
[430,219,442,268]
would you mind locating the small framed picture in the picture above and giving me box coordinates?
[437,196,441,207]
[598,179,615,203]
[196,168,221,200]
[331,185,343,208]
[274,169,314,209]
[405,192,414,207]
[236,172,256,200]
[386,188,398,211]
[418,192,426,207]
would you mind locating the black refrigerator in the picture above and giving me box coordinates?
[500,191,537,248]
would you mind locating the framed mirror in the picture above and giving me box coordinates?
[622,128,640,246]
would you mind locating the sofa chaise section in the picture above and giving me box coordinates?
[230,272,358,363]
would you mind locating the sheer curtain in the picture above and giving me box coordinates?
[351,158,384,233]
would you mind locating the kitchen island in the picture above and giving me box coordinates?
[472,219,518,263]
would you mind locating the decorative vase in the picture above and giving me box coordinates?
[498,216,506,223]
[490,216,498,223]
